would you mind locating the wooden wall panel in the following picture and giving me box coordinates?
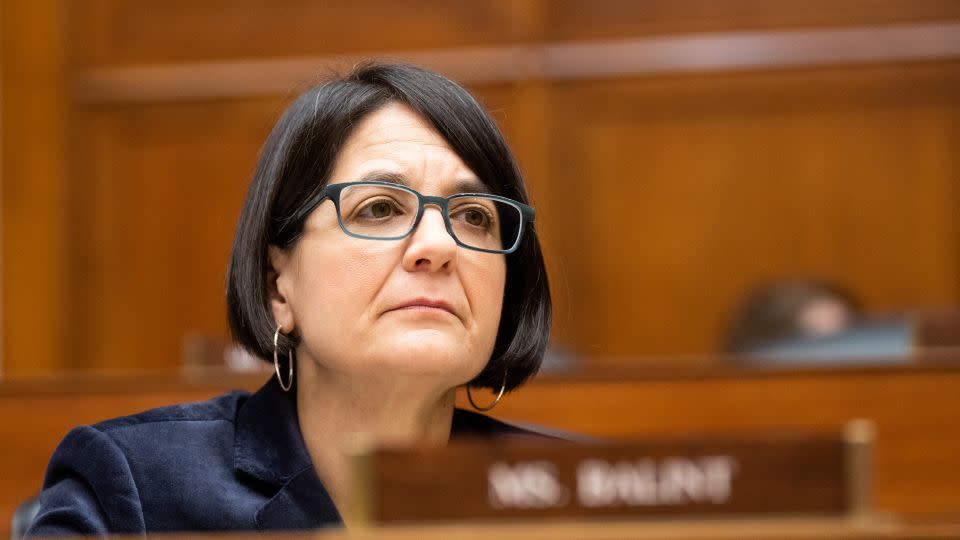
[551,62,960,358]
[1,0,76,376]
[3,1,959,374]
[70,0,960,68]
[74,100,279,368]
[71,0,543,67]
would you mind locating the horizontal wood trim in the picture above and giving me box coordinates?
[546,0,960,42]
[68,0,960,67]
[75,22,960,104]
[74,46,548,104]
[313,517,947,539]
[545,22,960,79]
[1,357,958,396]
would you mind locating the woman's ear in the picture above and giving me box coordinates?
[267,245,295,333]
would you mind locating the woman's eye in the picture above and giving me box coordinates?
[456,207,493,229]
[359,200,399,219]
[465,210,486,227]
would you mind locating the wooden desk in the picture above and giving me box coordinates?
[309,517,960,539]
[3,360,960,535]
[28,517,951,539]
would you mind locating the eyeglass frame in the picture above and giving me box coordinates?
[303,181,535,254]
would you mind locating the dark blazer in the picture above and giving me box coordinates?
[27,378,542,536]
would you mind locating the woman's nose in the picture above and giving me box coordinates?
[401,206,457,272]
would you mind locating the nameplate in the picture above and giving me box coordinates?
[354,427,871,524]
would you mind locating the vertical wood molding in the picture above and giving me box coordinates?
[1,0,73,376]
[0,0,5,373]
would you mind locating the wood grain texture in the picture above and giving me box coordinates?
[73,22,960,104]
[69,0,541,67]
[70,100,278,369]
[312,517,956,539]
[547,0,960,41]
[549,61,960,358]
[1,0,76,376]
[372,436,846,521]
[69,0,960,68]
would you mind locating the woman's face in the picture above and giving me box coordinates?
[270,102,506,389]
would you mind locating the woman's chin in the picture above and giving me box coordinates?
[372,330,484,378]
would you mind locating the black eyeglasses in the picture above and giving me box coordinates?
[311,181,534,254]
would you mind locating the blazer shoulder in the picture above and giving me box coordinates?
[91,389,250,434]
[29,389,257,536]
[29,424,147,535]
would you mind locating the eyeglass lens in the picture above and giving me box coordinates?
[337,184,522,252]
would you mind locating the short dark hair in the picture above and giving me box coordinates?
[226,62,551,392]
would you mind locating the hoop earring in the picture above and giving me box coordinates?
[466,371,507,412]
[273,325,294,392]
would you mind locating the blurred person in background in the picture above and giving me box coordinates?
[724,278,862,356]
[723,277,915,364]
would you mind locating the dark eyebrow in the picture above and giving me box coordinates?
[357,171,409,186]
[452,179,492,195]
[356,170,492,195]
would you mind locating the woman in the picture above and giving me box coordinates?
[27,62,551,535]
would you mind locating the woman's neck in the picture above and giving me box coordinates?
[295,358,457,524]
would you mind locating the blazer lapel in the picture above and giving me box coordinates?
[233,378,343,530]
[255,467,342,530]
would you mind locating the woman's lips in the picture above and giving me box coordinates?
[386,298,458,318]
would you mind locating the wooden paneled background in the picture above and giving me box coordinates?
[2,0,960,375]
